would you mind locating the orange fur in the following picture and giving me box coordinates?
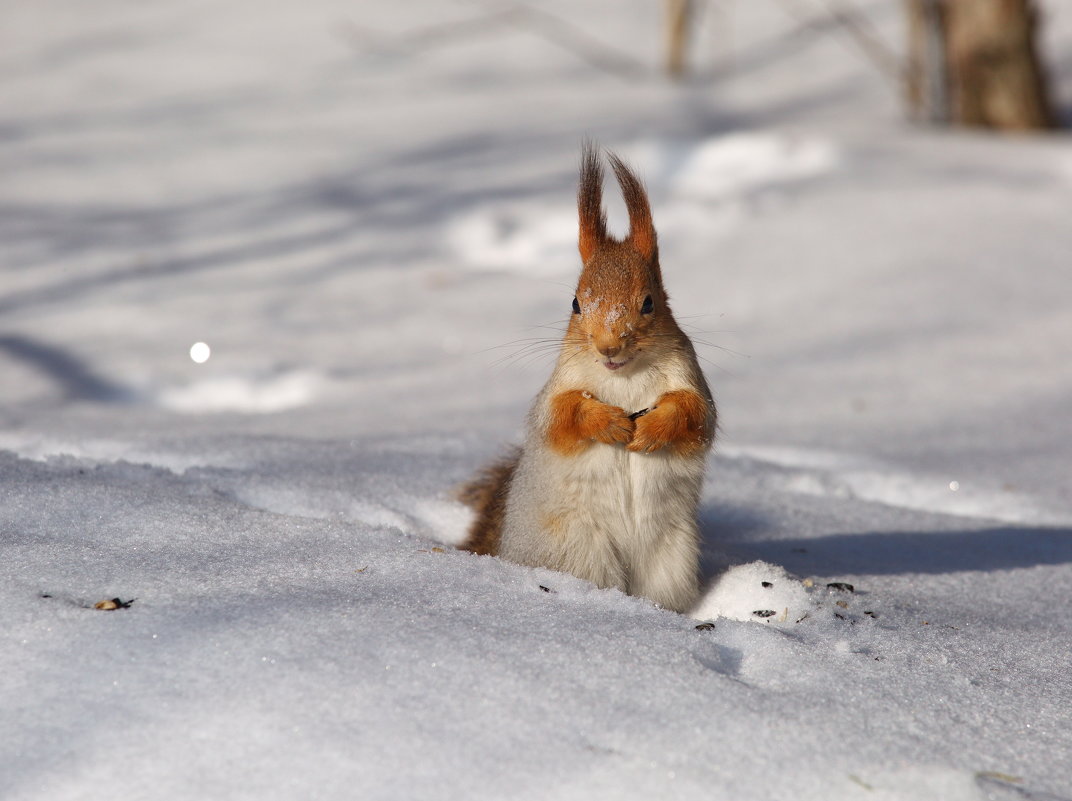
[578,141,608,264]
[627,389,712,455]
[458,449,519,555]
[547,389,635,455]
[608,153,657,261]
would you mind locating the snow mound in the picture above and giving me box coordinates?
[446,202,577,275]
[634,132,839,201]
[722,444,1072,526]
[691,561,814,624]
[153,370,323,413]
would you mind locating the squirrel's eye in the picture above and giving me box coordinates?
[641,295,654,314]
[572,297,581,315]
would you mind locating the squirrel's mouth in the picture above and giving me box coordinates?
[602,357,632,371]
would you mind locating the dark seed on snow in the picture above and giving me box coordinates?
[538,585,553,593]
[761,581,773,588]
[827,582,855,593]
[695,622,715,631]
[753,610,777,618]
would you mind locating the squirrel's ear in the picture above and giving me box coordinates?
[578,140,608,264]
[608,153,657,262]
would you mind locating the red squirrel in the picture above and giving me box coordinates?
[460,143,716,613]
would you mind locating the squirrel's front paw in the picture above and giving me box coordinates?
[548,389,634,454]
[627,391,709,455]
[590,405,636,446]
[627,411,669,453]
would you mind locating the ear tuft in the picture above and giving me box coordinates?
[607,152,657,261]
[578,139,608,264]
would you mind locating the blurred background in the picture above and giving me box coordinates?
[2,0,1070,519]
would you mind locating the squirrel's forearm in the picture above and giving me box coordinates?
[627,389,712,455]
[547,389,634,455]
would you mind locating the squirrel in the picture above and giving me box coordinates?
[459,142,716,614]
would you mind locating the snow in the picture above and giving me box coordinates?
[3,1,1072,799]
[154,368,324,414]
[635,132,840,202]
[690,561,815,624]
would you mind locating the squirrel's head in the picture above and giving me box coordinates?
[568,143,671,374]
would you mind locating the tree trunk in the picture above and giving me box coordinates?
[906,0,950,124]
[665,0,693,78]
[905,0,1056,130]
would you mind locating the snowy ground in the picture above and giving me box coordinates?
[2,1,1072,799]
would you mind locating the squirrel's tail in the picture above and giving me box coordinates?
[457,448,520,556]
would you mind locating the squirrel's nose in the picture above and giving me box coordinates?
[597,342,621,358]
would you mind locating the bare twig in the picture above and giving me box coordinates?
[340,2,651,82]
[772,0,904,93]
[817,0,903,81]
[466,0,651,81]
[337,10,519,57]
